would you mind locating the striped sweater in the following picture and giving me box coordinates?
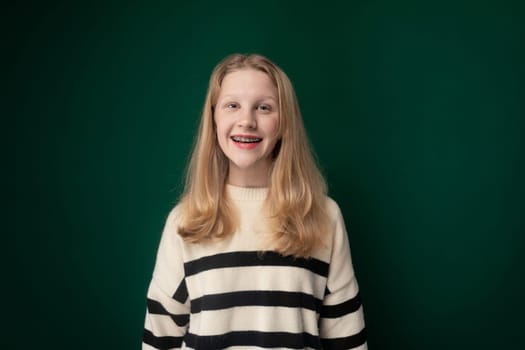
[143,185,367,349]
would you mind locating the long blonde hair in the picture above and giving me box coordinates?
[177,53,329,257]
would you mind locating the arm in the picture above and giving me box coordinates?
[319,202,367,350]
[143,209,190,350]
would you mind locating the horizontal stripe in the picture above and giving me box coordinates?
[147,299,189,327]
[184,330,322,349]
[320,306,365,338]
[321,328,367,350]
[191,290,322,313]
[321,292,362,318]
[185,265,327,299]
[172,278,188,303]
[143,329,183,349]
[187,306,320,335]
[184,251,329,277]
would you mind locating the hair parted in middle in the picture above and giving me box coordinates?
[177,53,330,257]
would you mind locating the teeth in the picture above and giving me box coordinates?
[232,136,262,143]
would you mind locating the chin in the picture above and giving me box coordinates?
[231,161,259,170]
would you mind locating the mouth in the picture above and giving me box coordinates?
[231,136,262,144]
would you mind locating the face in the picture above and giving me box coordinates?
[214,69,280,187]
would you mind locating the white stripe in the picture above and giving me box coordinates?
[145,313,186,337]
[186,265,327,299]
[320,305,366,338]
[188,306,320,336]
[324,277,360,305]
[142,343,159,350]
[148,278,189,315]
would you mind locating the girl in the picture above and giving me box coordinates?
[143,54,367,349]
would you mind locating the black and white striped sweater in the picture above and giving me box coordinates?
[143,185,367,349]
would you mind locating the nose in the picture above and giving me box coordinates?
[237,109,257,129]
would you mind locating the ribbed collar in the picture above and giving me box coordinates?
[226,184,268,201]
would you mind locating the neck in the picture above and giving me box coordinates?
[227,161,271,187]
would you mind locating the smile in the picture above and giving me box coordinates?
[231,136,262,143]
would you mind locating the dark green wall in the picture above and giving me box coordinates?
[9,0,524,349]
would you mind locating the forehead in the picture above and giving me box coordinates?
[219,69,277,98]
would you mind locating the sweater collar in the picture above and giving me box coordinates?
[226,184,268,201]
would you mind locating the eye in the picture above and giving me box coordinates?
[257,104,272,112]
[226,102,239,109]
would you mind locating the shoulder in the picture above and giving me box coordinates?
[158,204,186,246]
[323,196,345,223]
[308,196,348,259]
[165,204,183,227]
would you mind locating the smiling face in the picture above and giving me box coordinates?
[214,69,280,187]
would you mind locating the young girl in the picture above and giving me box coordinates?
[143,54,367,350]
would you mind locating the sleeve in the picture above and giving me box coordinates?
[319,201,367,350]
[143,208,190,350]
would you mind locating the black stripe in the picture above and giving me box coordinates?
[184,331,322,349]
[143,329,183,349]
[172,278,188,303]
[321,328,367,349]
[321,292,362,318]
[191,290,322,313]
[184,251,329,277]
[147,299,189,327]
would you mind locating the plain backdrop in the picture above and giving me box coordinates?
[8,0,524,349]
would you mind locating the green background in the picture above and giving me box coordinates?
[8,0,524,349]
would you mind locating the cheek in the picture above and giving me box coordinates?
[266,118,280,138]
[214,117,232,152]
[214,116,227,137]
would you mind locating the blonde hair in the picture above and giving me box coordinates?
[177,53,330,257]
